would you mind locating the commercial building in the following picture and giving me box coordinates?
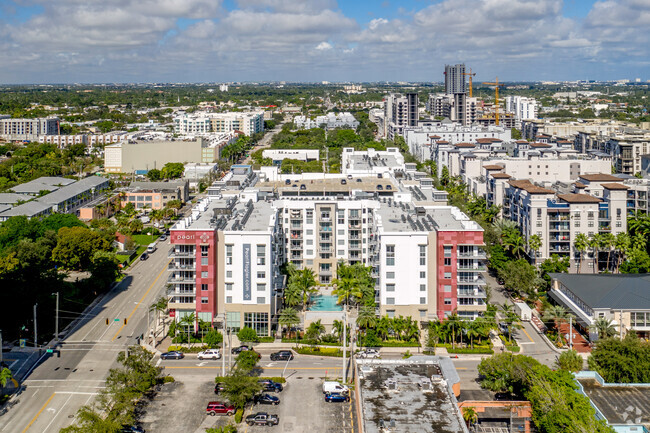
[0,117,59,141]
[104,138,223,173]
[340,147,406,177]
[262,149,319,164]
[549,273,650,341]
[121,180,189,210]
[168,164,487,333]
[173,112,264,136]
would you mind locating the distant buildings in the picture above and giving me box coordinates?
[0,117,59,141]
[383,93,418,140]
[173,111,264,136]
[505,96,539,121]
[261,149,320,163]
[294,112,359,130]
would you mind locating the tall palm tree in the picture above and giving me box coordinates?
[376,316,391,341]
[528,234,542,264]
[588,233,602,273]
[332,267,362,308]
[600,232,615,272]
[614,232,631,273]
[543,305,573,331]
[492,218,518,238]
[573,233,589,274]
[628,211,650,239]
[356,306,377,331]
[503,230,525,258]
[462,406,478,428]
[179,313,196,346]
[446,312,462,348]
[466,320,481,349]
[592,317,617,339]
[291,268,318,312]
[149,296,168,340]
[428,319,444,348]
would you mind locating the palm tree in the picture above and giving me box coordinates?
[614,232,631,273]
[287,268,318,312]
[628,211,650,239]
[179,313,196,346]
[427,319,444,349]
[462,406,478,428]
[600,232,615,271]
[573,233,589,274]
[492,218,518,238]
[376,316,391,341]
[592,317,617,339]
[356,306,377,332]
[332,267,363,308]
[305,319,325,342]
[588,233,602,273]
[466,320,481,349]
[0,367,14,395]
[403,317,420,342]
[528,234,542,265]
[279,307,300,341]
[542,305,573,331]
[446,312,462,348]
[502,230,525,258]
[149,296,168,341]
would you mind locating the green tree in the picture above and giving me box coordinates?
[556,349,583,372]
[332,262,363,307]
[52,226,111,270]
[543,305,573,331]
[236,350,260,372]
[237,326,258,343]
[220,370,263,410]
[278,307,300,341]
[286,268,318,312]
[497,259,541,300]
[573,233,589,274]
[304,319,325,341]
[592,317,617,340]
[539,255,570,290]
[146,168,162,181]
[89,250,121,289]
[204,329,224,348]
[356,306,377,331]
[179,313,196,346]
[528,234,542,263]
[588,335,650,383]
[161,162,185,179]
[461,406,478,428]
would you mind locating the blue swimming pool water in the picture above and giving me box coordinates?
[310,295,342,311]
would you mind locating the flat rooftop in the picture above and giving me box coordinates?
[11,176,76,194]
[347,154,402,171]
[265,177,396,195]
[578,379,650,425]
[174,197,276,232]
[376,203,482,233]
[358,357,466,433]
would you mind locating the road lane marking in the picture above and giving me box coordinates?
[42,393,73,433]
[518,322,534,343]
[21,392,56,433]
[111,260,169,342]
[164,366,341,370]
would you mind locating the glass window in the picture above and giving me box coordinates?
[420,271,426,279]
[201,257,208,266]
[444,298,452,305]
[226,270,232,278]
[444,272,451,279]
[444,285,452,292]
[444,246,452,257]
[386,310,395,318]
[257,244,266,256]
[420,297,426,304]
[257,271,266,279]
[201,271,208,278]
[226,283,233,291]
[419,245,426,265]
[201,284,208,291]
[257,297,265,304]
[420,284,426,291]
[244,312,268,336]
[226,245,233,265]
[444,257,451,266]
[226,311,240,331]
[386,284,395,292]
[386,245,395,266]
[226,296,232,303]
[419,310,427,318]
[386,272,395,279]
[257,283,266,291]
[386,297,395,305]
[201,245,209,257]
[201,297,209,304]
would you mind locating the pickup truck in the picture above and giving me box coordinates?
[245,412,279,426]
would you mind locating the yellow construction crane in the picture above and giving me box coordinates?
[463,68,476,98]
[482,77,504,125]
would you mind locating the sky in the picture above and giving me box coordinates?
[0,0,648,84]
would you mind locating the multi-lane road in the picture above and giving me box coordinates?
[0,239,171,433]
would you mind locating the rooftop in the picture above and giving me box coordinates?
[508,180,555,194]
[0,200,52,217]
[0,193,26,205]
[557,193,602,204]
[39,176,108,205]
[579,173,622,182]
[128,180,187,191]
[550,273,650,310]
[376,203,482,233]
[11,176,76,195]
[358,357,466,433]
[490,173,512,179]
[265,177,395,195]
[578,378,650,426]
[601,183,629,190]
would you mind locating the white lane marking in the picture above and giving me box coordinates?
[42,393,73,433]
[196,362,207,367]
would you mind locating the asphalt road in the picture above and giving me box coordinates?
[0,239,171,433]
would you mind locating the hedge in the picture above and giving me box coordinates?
[295,347,342,357]
[439,344,494,354]
[258,336,275,343]
[167,345,208,353]
[214,376,287,384]
[234,409,243,423]
[375,340,421,348]
[281,338,342,346]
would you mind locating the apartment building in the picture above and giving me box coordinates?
[340,147,406,177]
[173,112,264,136]
[383,93,418,140]
[522,119,624,142]
[444,64,467,95]
[294,112,359,130]
[505,96,538,121]
[121,180,190,210]
[0,117,59,141]
[428,94,478,126]
[168,165,487,333]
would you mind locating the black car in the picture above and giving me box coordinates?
[285,179,291,185]
[231,345,252,355]
[160,351,184,360]
[245,412,279,426]
[300,184,306,190]
[214,382,226,394]
[270,350,294,361]
[140,252,149,261]
[254,393,280,405]
[258,379,283,392]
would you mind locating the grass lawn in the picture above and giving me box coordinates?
[133,234,157,246]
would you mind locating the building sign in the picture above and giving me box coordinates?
[243,243,251,301]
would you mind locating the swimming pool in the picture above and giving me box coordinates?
[310,295,342,311]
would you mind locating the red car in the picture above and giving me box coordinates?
[206,402,235,416]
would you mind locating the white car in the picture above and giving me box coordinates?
[197,349,222,360]
[356,349,380,359]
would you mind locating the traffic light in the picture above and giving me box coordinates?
[106,318,109,325]
[124,318,128,325]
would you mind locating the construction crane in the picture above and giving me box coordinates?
[482,77,504,125]
[462,68,476,98]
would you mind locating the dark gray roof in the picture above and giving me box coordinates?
[39,176,109,205]
[550,273,650,310]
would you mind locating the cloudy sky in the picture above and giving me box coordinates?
[0,0,648,84]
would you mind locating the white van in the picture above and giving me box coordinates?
[147,243,157,253]
[322,381,349,395]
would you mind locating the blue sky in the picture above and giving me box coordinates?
[0,0,647,84]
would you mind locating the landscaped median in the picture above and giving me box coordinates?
[499,335,520,352]
[437,343,494,354]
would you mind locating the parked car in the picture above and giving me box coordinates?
[245,412,279,426]
[160,351,184,360]
[322,381,349,395]
[258,379,283,392]
[231,345,252,355]
[270,350,294,361]
[159,234,167,241]
[356,349,380,359]
[356,178,362,183]
[197,349,222,360]
[254,393,280,405]
[376,185,383,190]
[121,426,145,433]
[300,184,306,190]
[385,185,392,190]
[139,252,148,261]
[206,401,235,416]
[214,382,226,394]
[285,179,291,185]
[325,392,350,403]
[341,179,347,185]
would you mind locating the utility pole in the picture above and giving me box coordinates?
[33,303,38,349]
[342,306,347,383]
[569,316,573,349]
[54,292,59,342]
[1,329,3,366]
[228,328,232,373]
[620,309,624,341]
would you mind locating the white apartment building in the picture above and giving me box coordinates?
[262,149,319,163]
[505,96,538,121]
[173,112,264,136]
[294,112,359,130]
[428,94,478,126]
[0,117,59,141]
[383,93,418,140]
[340,147,406,177]
[574,127,650,175]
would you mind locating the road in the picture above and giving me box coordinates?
[0,240,171,433]
[242,117,287,165]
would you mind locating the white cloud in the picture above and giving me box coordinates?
[316,41,333,50]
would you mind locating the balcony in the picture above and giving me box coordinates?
[349,235,360,240]
[457,275,486,286]
[349,244,361,251]
[457,288,487,298]
[319,226,332,232]
[168,248,195,258]
[319,268,333,275]
[320,216,331,222]
[167,286,196,296]
[290,232,303,240]
[548,214,570,221]
[458,249,487,259]
[167,274,195,284]
[457,263,487,271]
[348,222,361,229]
[318,247,332,253]
[168,301,196,310]
[549,223,570,231]
[168,261,195,270]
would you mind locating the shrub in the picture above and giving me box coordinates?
[204,329,223,348]
[237,326,259,343]
[556,349,583,372]
[439,343,493,354]
[234,409,243,424]
[295,346,342,357]
[166,345,208,353]
[163,375,175,383]
[258,336,275,343]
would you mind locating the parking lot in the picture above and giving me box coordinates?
[141,374,357,433]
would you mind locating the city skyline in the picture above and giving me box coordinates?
[0,0,648,84]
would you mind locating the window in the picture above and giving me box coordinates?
[536,221,542,227]
[201,271,208,278]
[226,283,233,291]
[201,297,209,304]
[444,285,452,292]
[588,211,594,219]
[419,245,426,265]
[226,311,240,331]
[444,272,451,279]
[338,239,345,245]
[257,245,266,265]
[537,208,542,217]
[201,245,209,257]
[616,221,622,228]
[338,229,345,235]
[257,271,266,279]
[226,296,232,303]
[575,221,580,227]
[420,297,426,304]
[420,271,426,279]
[338,250,345,255]
[386,297,395,305]
[588,221,594,228]
[386,310,395,318]
[306,250,313,255]
[257,283,266,292]
[444,246,452,257]
[226,245,233,265]
[444,298,452,305]
[386,245,395,266]
[201,284,208,291]
[257,297,266,304]
[306,239,313,245]
[444,258,452,266]
[420,284,426,292]
[386,272,395,279]
[201,257,208,266]
[244,312,268,336]
[419,310,427,318]
[226,270,232,278]
[386,284,395,292]
[306,229,313,235]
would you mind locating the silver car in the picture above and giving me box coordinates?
[197,349,222,360]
